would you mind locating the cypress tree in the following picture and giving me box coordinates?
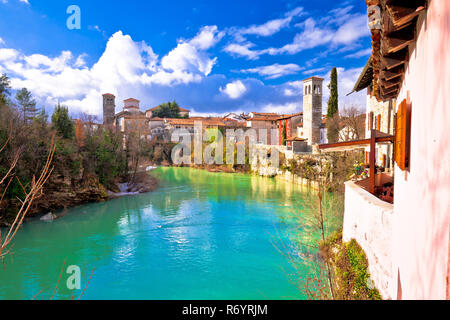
[327,67,339,142]
[282,123,287,146]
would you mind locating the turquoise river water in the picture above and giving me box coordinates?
[0,167,317,300]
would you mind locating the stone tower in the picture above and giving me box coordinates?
[102,93,116,126]
[302,77,324,146]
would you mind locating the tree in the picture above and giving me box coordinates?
[0,130,56,262]
[338,106,366,141]
[0,74,11,106]
[51,104,74,139]
[327,67,339,143]
[16,88,38,123]
[282,123,287,146]
[152,101,182,118]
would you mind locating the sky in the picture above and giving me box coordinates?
[0,0,371,118]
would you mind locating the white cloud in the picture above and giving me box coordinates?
[240,63,302,79]
[0,37,4,46]
[188,25,225,50]
[0,28,224,115]
[220,80,247,99]
[332,15,369,45]
[223,42,261,60]
[345,48,372,59]
[265,18,334,55]
[0,48,19,62]
[303,67,327,75]
[225,5,369,59]
[234,6,304,38]
[1,0,30,4]
[262,102,300,114]
[74,53,88,68]
[240,17,292,37]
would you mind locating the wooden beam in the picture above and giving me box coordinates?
[381,69,403,81]
[382,56,406,70]
[380,85,398,96]
[381,92,399,101]
[386,5,426,28]
[382,76,403,88]
[385,37,415,53]
[318,135,394,150]
[369,129,376,195]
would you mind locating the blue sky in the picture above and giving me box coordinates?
[0,0,371,117]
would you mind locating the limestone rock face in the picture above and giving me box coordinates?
[30,174,108,216]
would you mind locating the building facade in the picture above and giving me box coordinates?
[341,0,450,300]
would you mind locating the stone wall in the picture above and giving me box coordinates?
[343,181,395,299]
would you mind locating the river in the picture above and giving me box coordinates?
[0,167,322,300]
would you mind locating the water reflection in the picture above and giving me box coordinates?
[0,167,316,300]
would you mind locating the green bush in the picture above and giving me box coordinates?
[320,232,382,300]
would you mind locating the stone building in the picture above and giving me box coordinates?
[113,98,149,138]
[245,112,279,145]
[321,0,450,300]
[352,59,395,169]
[276,113,303,146]
[302,76,324,146]
[102,93,116,126]
[297,115,327,145]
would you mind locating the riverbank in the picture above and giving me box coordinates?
[0,171,159,227]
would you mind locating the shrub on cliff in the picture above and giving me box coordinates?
[320,232,382,300]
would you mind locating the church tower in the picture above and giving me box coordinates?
[103,93,116,126]
[302,77,323,146]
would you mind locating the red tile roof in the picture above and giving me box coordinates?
[302,76,325,82]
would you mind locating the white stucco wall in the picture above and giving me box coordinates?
[343,181,395,299]
[391,0,450,300]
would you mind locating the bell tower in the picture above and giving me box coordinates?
[103,93,116,126]
[302,77,323,146]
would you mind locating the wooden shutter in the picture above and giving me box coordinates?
[370,112,374,130]
[377,115,381,131]
[394,99,411,171]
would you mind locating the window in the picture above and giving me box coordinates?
[394,99,411,171]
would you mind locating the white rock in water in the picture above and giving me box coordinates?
[146,166,157,171]
[40,212,55,221]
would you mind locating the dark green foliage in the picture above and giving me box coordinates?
[51,104,74,139]
[0,74,11,107]
[83,129,127,188]
[16,88,38,123]
[0,73,11,104]
[282,123,287,146]
[152,101,182,118]
[327,67,339,119]
[327,67,339,143]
